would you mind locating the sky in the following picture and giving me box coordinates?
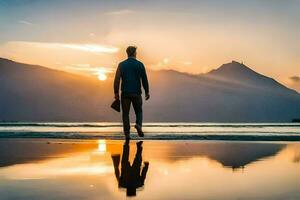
[0,0,299,91]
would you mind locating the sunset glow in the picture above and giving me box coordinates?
[0,1,300,199]
[61,44,119,54]
[96,70,108,81]
[0,1,299,91]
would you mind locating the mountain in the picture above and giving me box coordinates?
[0,58,300,122]
[203,61,295,93]
[0,58,115,121]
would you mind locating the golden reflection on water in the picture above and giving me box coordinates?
[97,139,106,154]
[0,140,299,199]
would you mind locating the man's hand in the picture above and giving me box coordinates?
[145,93,150,100]
[114,93,119,100]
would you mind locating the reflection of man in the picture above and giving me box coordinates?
[111,141,149,197]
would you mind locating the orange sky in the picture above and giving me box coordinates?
[0,1,299,91]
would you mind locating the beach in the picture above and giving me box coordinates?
[0,139,299,200]
[1,122,300,141]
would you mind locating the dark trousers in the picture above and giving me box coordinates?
[121,94,143,134]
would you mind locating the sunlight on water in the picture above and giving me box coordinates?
[0,140,299,199]
[97,139,107,153]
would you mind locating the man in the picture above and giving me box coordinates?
[114,46,150,139]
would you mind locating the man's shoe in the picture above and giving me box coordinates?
[125,133,130,140]
[136,141,143,148]
[144,161,149,167]
[135,124,144,137]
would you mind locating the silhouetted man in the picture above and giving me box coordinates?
[111,141,149,197]
[114,46,150,139]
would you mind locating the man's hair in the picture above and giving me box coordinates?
[126,46,137,57]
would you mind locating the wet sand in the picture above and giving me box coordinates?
[0,139,299,200]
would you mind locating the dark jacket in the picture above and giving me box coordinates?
[114,57,149,95]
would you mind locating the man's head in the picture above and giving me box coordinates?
[126,46,137,58]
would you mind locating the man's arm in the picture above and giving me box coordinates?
[111,155,120,181]
[114,64,121,99]
[141,64,149,100]
[140,162,149,184]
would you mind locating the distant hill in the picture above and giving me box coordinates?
[0,58,114,121]
[0,58,300,122]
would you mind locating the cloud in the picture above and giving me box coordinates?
[289,76,300,82]
[61,44,118,54]
[4,41,119,54]
[18,20,34,26]
[288,76,300,93]
[105,9,134,16]
[63,64,115,78]
[183,61,192,66]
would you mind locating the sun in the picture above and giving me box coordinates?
[97,71,107,81]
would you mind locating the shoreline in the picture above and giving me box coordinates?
[0,122,299,141]
[1,134,300,141]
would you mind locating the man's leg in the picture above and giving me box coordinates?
[120,141,130,188]
[111,154,120,181]
[132,95,143,127]
[132,95,144,137]
[121,95,131,136]
[132,141,143,171]
[121,140,130,166]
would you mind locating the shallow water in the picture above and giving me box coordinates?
[0,139,299,200]
[0,122,300,140]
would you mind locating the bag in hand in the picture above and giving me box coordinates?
[111,99,121,112]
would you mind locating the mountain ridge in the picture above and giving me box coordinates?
[155,61,298,95]
[0,57,299,122]
[1,57,298,94]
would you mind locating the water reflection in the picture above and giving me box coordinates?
[0,140,299,199]
[0,140,285,171]
[181,142,285,170]
[112,141,149,197]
